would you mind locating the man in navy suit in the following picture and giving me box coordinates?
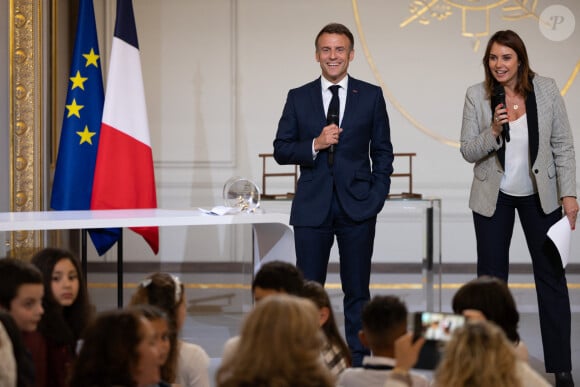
[273,23,394,366]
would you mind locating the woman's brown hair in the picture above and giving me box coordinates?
[482,30,535,99]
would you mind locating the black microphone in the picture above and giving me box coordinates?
[327,112,338,165]
[493,83,510,142]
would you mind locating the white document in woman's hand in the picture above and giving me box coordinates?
[547,217,572,268]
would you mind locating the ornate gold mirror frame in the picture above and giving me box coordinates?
[8,0,45,257]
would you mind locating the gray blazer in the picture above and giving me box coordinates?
[460,75,576,217]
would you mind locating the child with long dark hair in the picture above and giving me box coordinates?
[31,247,92,387]
[68,308,161,387]
[302,280,351,375]
[131,304,173,386]
[130,272,210,387]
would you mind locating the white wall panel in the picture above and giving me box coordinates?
[136,0,236,168]
[93,0,580,265]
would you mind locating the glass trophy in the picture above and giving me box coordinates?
[222,177,261,213]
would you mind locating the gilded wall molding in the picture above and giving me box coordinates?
[352,0,578,148]
[9,0,44,256]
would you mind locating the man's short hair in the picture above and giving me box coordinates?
[315,22,354,50]
[362,295,408,349]
[0,258,43,309]
[251,261,304,296]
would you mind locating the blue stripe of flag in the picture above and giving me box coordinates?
[114,0,139,49]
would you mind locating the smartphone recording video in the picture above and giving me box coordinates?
[413,312,465,342]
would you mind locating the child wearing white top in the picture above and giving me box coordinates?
[337,295,429,387]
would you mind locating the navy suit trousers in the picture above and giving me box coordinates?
[294,191,376,367]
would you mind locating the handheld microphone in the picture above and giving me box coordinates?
[493,83,510,142]
[327,113,338,165]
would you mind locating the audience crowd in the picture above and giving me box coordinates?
[0,254,561,387]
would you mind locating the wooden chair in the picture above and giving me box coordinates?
[258,152,421,199]
[258,153,297,199]
[388,152,422,199]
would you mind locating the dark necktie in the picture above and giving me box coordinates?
[327,85,340,166]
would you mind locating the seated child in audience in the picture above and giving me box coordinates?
[452,275,528,361]
[132,304,173,387]
[130,272,210,387]
[221,260,304,361]
[68,308,162,387]
[251,260,304,301]
[31,247,93,387]
[301,280,350,375]
[337,295,429,387]
[0,310,34,387]
[131,303,173,384]
[215,294,334,387]
[433,321,549,387]
[385,333,427,387]
[0,311,17,387]
[0,258,44,387]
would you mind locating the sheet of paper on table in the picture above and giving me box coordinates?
[198,206,242,216]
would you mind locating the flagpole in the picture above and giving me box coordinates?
[81,229,88,279]
[117,229,123,308]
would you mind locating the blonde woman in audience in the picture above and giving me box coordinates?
[302,280,351,375]
[433,321,549,387]
[383,322,549,387]
[215,294,334,387]
[130,272,210,387]
[68,308,161,387]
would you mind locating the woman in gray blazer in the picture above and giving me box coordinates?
[460,30,578,387]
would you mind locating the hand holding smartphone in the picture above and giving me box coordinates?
[413,312,466,342]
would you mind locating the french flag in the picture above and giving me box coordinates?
[91,0,159,254]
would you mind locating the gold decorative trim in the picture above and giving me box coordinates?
[562,60,580,97]
[9,0,44,257]
[352,0,578,148]
[353,0,459,148]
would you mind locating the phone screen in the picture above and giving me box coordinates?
[414,312,465,342]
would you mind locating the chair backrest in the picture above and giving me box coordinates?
[258,153,298,199]
[389,152,422,199]
[258,152,421,199]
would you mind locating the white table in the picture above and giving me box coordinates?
[0,208,293,230]
[0,208,295,306]
[1,200,442,311]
